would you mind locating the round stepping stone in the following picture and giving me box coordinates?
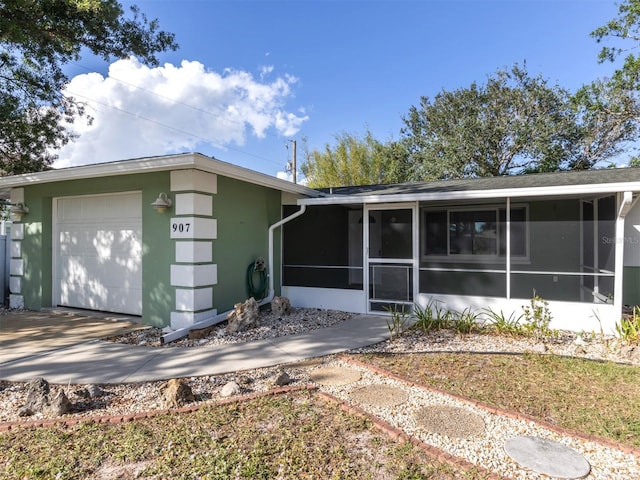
[505,436,591,479]
[414,405,485,439]
[349,384,408,407]
[309,366,361,385]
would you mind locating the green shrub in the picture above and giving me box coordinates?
[616,306,640,345]
[450,307,483,334]
[413,300,450,332]
[522,293,556,340]
[483,307,525,337]
[384,304,411,340]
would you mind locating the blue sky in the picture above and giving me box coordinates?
[58,0,623,180]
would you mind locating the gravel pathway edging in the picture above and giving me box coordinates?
[317,357,640,480]
[3,357,640,479]
[342,354,640,458]
[0,384,317,432]
[317,390,509,480]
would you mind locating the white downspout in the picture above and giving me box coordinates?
[162,203,308,343]
[613,192,635,321]
[259,204,307,306]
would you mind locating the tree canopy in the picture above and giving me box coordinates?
[399,64,639,181]
[0,0,177,175]
[592,0,640,90]
[301,130,408,188]
[400,65,574,179]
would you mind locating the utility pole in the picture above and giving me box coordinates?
[289,139,297,184]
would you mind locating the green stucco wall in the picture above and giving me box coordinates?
[17,170,287,327]
[213,176,282,313]
[21,172,174,326]
[624,266,640,306]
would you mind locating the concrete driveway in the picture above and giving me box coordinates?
[0,309,147,364]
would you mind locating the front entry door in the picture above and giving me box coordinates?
[365,205,416,313]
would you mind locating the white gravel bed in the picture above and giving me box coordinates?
[107,308,354,347]
[354,328,632,365]
[0,363,316,424]
[2,309,640,479]
[315,359,640,480]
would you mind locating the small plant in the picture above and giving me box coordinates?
[432,302,454,330]
[522,293,555,341]
[483,307,524,337]
[384,304,411,340]
[451,307,483,335]
[412,300,436,332]
[412,299,452,332]
[615,306,640,345]
[591,309,611,351]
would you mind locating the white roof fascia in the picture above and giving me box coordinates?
[298,181,640,206]
[190,154,320,197]
[0,153,322,198]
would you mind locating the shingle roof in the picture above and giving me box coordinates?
[317,167,640,197]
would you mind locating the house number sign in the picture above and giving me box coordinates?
[170,217,217,240]
[172,222,191,233]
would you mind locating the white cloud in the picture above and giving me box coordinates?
[259,65,274,79]
[276,170,308,185]
[55,57,309,168]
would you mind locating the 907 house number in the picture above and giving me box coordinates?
[172,222,191,233]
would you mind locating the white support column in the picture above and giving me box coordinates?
[169,170,218,330]
[506,196,511,300]
[614,192,634,322]
[8,188,25,309]
[594,198,600,294]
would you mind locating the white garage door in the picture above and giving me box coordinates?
[55,192,143,315]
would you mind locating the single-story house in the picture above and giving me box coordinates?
[0,152,638,335]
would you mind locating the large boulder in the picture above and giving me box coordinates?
[226,298,260,333]
[18,377,72,417]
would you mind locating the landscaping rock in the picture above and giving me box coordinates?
[75,384,106,399]
[220,381,242,397]
[23,377,50,413]
[18,377,72,417]
[46,389,71,416]
[189,324,217,340]
[271,296,291,316]
[620,345,640,363]
[272,369,291,386]
[161,379,195,408]
[226,298,259,333]
[236,375,254,386]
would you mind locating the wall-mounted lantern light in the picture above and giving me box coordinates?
[10,203,29,221]
[151,192,172,213]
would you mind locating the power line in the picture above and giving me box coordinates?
[66,89,288,167]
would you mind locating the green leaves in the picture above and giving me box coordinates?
[399,63,640,180]
[0,0,178,175]
[301,130,409,188]
[400,64,580,180]
[592,0,640,90]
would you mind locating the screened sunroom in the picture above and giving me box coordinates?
[281,169,640,334]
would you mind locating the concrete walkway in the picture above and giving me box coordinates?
[0,313,392,385]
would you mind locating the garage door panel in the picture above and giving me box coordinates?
[60,282,139,313]
[55,193,142,316]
